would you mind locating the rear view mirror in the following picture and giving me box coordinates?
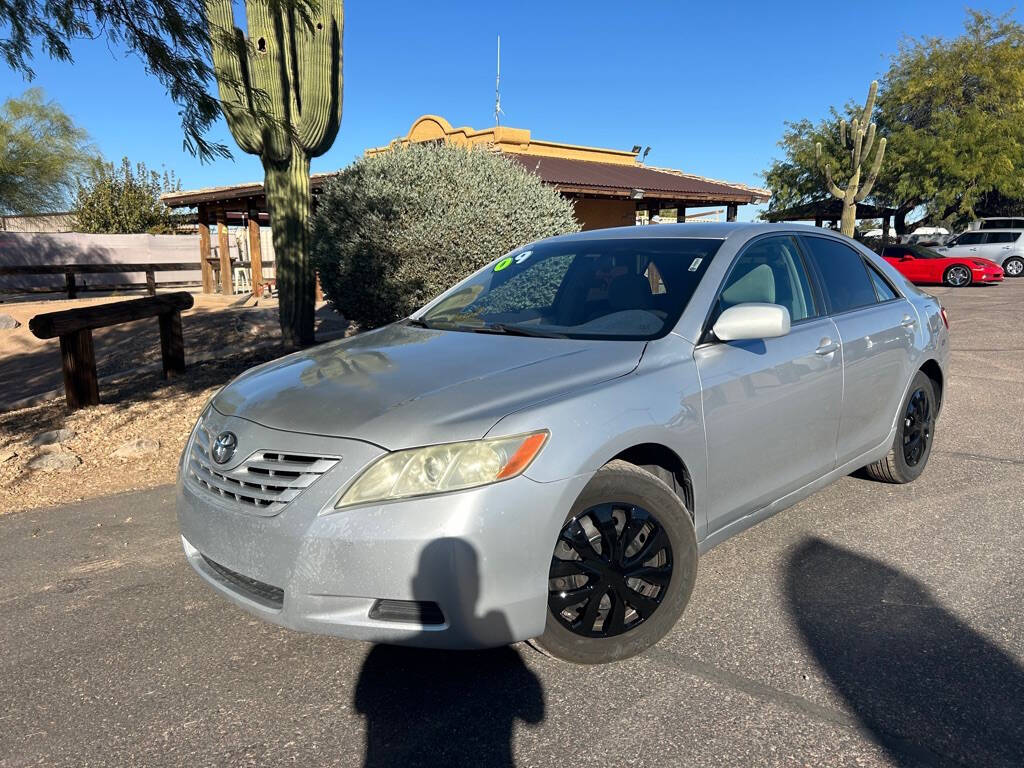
[901,254,915,261]
[713,303,791,342]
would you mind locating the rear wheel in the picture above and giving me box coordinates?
[863,370,936,484]
[944,264,972,287]
[533,460,697,664]
[1003,256,1024,277]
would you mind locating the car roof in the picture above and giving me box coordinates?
[533,221,847,246]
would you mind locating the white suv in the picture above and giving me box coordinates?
[939,229,1024,277]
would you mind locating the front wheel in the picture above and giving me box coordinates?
[863,370,937,484]
[1003,256,1024,277]
[944,264,972,287]
[533,460,697,664]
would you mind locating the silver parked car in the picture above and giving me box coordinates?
[938,229,1024,277]
[177,223,950,664]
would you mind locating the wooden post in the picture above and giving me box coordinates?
[217,213,232,297]
[247,208,264,295]
[882,215,891,245]
[145,268,157,296]
[679,206,686,222]
[65,271,77,300]
[158,311,186,378]
[58,329,99,409]
[198,208,213,294]
[726,204,738,222]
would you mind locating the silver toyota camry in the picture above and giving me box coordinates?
[177,223,949,664]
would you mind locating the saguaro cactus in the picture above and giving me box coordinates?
[206,0,343,346]
[816,81,887,238]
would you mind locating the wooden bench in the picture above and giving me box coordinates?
[28,292,195,410]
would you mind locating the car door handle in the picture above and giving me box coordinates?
[900,315,916,328]
[815,339,840,355]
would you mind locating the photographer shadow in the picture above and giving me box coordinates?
[354,538,545,768]
[786,538,1024,766]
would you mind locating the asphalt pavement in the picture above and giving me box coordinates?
[2,279,1022,768]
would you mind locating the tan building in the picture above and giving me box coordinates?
[162,115,769,294]
[367,115,769,230]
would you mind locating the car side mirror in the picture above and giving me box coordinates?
[901,254,914,261]
[713,303,791,342]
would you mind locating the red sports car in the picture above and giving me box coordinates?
[882,244,1004,287]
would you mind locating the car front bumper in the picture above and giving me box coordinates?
[176,411,590,650]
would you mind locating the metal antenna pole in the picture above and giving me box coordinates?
[494,34,504,125]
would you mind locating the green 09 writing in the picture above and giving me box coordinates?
[493,250,533,272]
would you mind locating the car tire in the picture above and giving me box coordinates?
[943,264,972,287]
[532,460,697,664]
[1003,256,1024,277]
[863,370,937,484]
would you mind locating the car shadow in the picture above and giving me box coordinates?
[353,539,545,768]
[785,537,1024,766]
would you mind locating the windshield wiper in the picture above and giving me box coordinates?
[471,323,566,338]
[403,317,434,329]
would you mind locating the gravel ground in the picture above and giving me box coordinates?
[0,278,1021,767]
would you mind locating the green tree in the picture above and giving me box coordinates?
[74,158,182,234]
[877,10,1024,227]
[310,143,581,329]
[0,89,97,217]
[0,0,317,160]
[762,11,1024,234]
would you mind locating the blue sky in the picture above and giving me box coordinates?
[3,1,1022,221]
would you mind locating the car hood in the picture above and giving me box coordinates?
[212,323,646,449]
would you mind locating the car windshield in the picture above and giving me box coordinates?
[418,238,724,340]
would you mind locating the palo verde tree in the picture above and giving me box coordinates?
[206,0,343,348]
[0,89,97,219]
[815,81,887,237]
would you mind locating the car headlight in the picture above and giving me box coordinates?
[336,430,549,508]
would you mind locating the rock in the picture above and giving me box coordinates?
[0,313,20,330]
[28,452,81,472]
[110,437,160,459]
[30,428,76,447]
[0,448,17,463]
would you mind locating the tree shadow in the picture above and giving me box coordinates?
[785,538,1024,766]
[354,539,545,768]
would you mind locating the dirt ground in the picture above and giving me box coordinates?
[0,292,353,513]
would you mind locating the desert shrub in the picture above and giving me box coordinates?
[310,143,580,327]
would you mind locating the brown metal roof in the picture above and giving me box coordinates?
[162,157,768,209]
[506,155,768,203]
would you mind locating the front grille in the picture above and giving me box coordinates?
[188,423,339,515]
[201,554,284,608]
[369,599,446,626]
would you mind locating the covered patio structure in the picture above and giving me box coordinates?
[761,199,900,240]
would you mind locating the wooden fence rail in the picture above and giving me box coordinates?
[0,260,274,298]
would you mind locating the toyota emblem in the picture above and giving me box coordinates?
[211,431,238,465]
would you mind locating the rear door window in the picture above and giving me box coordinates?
[984,232,1020,244]
[865,261,898,301]
[801,237,879,314]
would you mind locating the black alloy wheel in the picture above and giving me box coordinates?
[902,387,933,467]
[548,503,673,638]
